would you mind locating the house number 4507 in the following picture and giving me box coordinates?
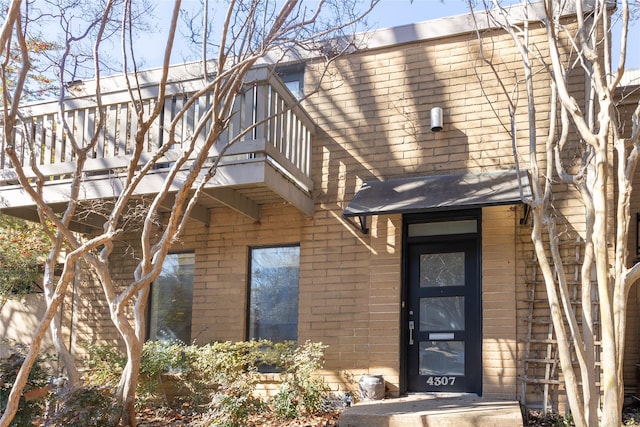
[426,376,456,386]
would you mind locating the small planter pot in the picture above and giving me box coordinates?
[358,375,385,401]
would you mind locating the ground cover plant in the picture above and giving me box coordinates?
[0,345,51,427]
[81,339,338,426]
[2,338,343,426]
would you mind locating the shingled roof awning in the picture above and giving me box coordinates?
[343,169,531,233]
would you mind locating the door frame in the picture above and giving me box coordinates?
[400,209,483,395]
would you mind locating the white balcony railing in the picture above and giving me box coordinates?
[0,65,314,198]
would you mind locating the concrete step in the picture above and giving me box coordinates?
[339,394,523,427]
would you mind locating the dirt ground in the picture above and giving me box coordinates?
[522,403,640,426]
[134,402,640,426]
[136,407,341,426]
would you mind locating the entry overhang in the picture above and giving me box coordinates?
[343,169,531,233]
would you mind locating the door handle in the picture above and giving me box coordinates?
[409,321,415,345]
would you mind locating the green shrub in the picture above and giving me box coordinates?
[138,340,192,405]
[83,339,330,423]
[272,341,329,416]
[141,340,190,377]
[0,214,51,300]
[46,386,118,427]
[524,409,575,427]
[206,391,264,427]
[190,340,267,424]
[85,340,196,407]
[84,343,126,388]
[0,348,52,426]
[273,383,299,419]
[189,340,265,387]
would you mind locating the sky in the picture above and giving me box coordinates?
[136,0,639,70]
[138,0,470,66]
[367,1,639,69]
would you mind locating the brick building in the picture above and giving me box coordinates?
[1,3,638,413]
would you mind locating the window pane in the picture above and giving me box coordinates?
[408,220,477,237]
[248,246,300,342]
[284,80,303,99]
[420,252,465,288]
[419,341,465,375]
[277,66,305,99]
[149,253,195,343]
[420,296,465,331]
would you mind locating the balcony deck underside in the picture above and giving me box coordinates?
[0,158,314,232]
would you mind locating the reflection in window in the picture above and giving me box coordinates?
[420,296,465,331]
[148,253,195,343]
[419,341,465,375]
[408,219,477,237]
[248,246,300,342]
[420,252,465,287]
[277,65,305,99]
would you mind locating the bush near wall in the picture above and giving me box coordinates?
[85,340,330,425]
[0,345,52,427]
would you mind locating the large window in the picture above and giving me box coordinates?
[248,245,300,342]
[148,252,195,343]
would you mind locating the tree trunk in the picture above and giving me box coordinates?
[112,309,143,427]
[578,197,598,427]
[592,150,621,427]
[117,359,139,427]
[531,209,588,427]
[0,275,73,427]
[43,261,80,386]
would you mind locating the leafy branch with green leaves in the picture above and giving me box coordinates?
[0,214,51,308]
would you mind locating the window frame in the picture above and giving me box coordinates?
[246,244,301,343]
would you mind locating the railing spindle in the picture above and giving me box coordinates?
[1,68,313,194]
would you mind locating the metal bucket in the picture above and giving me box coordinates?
[358,374,385,400]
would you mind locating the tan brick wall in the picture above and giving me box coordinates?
[482,205,520,399]
[301,21,544,398]
[57,15,622,405]
[301,211,402,395]
[619,92,640,395]
[71,255,135,358]
[184,203,306,343]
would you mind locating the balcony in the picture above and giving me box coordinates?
[0,64,314,230]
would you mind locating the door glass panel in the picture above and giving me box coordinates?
[419,341,465,375]
[409,219,477,237]
[420,296,465,331]
[420,252,465,287]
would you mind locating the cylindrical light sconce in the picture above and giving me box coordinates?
[430,107,443,132]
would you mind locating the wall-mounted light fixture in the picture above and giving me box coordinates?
[430,107,443,132]
[65,80,85,95]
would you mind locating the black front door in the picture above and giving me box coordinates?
[406,237,482,394]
